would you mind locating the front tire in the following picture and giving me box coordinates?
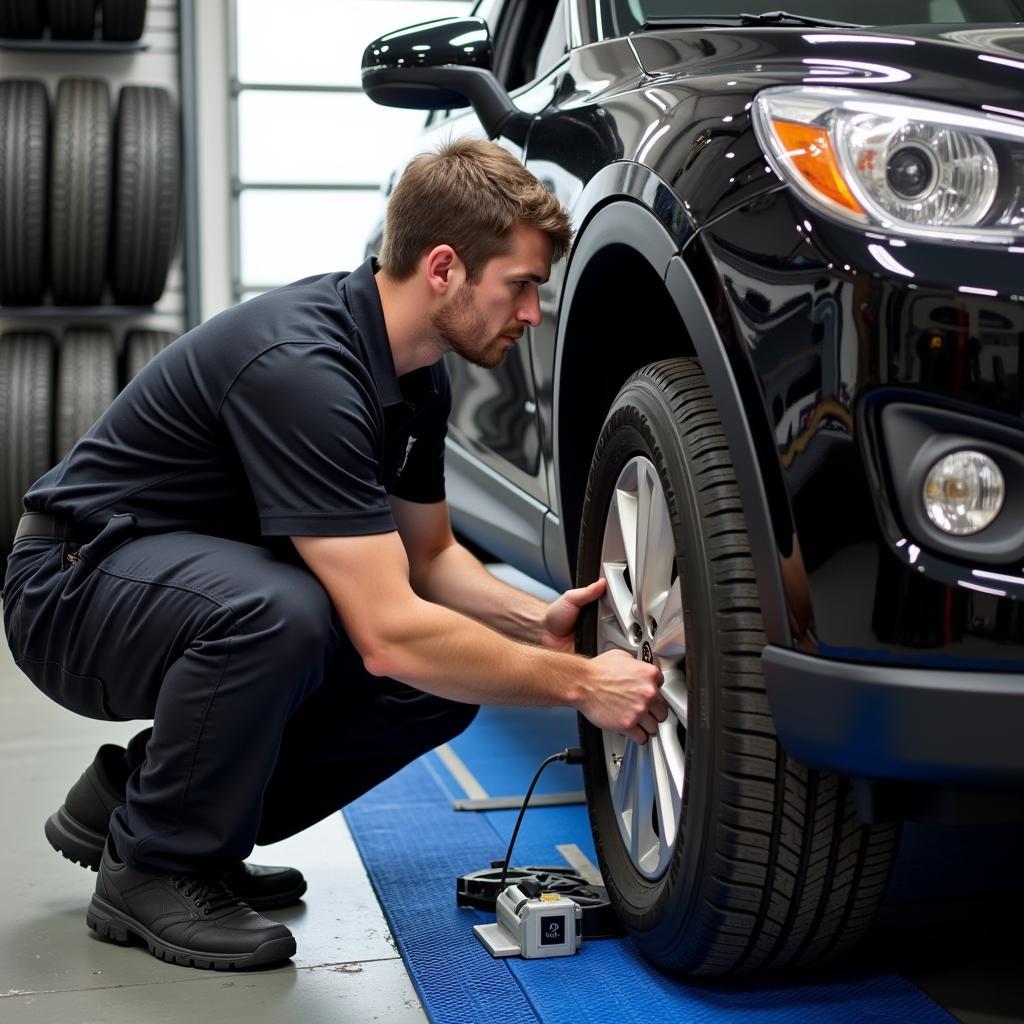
[577,358,900,975]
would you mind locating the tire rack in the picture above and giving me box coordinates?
[0,0,200,564]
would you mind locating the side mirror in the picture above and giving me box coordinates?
[361,17,531,144]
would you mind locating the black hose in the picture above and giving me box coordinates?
[498,747,585,892]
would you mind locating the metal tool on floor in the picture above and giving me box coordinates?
[474,875,582,958]
[456,746,621,959]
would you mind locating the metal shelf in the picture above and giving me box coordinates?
[0,38,148,53]
[0,306,156,319]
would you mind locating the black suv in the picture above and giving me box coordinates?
[362,1,1024,976]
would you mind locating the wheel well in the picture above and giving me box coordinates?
[557,244,695,576]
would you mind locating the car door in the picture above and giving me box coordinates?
[436,0,565,505]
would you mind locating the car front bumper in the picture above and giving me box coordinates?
[762,645,1024,783]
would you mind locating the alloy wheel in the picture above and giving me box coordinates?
[597,455,688,879]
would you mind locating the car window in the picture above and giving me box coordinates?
[603,0,1024,34]
[535,1,568,76]
[494,0,561,91]
[471,0,504,32]
[426,0,562,126]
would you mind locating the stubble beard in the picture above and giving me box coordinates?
[431,281,509,369]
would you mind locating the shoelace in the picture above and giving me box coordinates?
[172,876,239,916]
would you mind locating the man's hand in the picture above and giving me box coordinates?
[541,577,607,654]
[577,649,668,746]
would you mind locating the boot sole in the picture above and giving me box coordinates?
[47,807,308,910]
[87,895,296,970]
[45,805,104,870]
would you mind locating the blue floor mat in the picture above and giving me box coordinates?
[343,707,959,1024]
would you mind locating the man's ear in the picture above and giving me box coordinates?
[424,245,462,296]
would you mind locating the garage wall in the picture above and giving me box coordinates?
[230,0,473,302]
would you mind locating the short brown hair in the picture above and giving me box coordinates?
[378,138,572,282]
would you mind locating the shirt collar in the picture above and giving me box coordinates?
[340,257,439,408]
[340,256,404,407]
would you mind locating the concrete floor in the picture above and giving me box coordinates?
[0,635,427,1023]
[4,562,1024,1024]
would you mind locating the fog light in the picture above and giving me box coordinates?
[923,451,1005,535]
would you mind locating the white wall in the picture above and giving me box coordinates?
[231,0,472,300]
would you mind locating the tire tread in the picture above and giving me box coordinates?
[0,332,55,559]
[56,328,117,459]
[51,79,111,305]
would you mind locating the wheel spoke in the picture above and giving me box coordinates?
[632,740,658,869]
[601,561,634,643]
[599,616,631,653]
[650,730,682,851]
[612,740,637,824]
[615,484,638,592]
[658,718,686,795]
[633,463,653,619]
[660,666,688,726]
[637,466,676,617]
[652,582,685,660]
[628,740,644,863]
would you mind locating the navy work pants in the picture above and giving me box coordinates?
[2,514,478,874]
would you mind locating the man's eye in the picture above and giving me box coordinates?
[514,281,528,291]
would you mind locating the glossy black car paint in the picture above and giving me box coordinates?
[364,8,1024,790]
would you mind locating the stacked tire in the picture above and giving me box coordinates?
[6,77,181,307]
[50,78,113,304]
[111,85,181,304]
[0,80,48,305]
[0,1,148,41]
[0,1,47,38]
[0,326,175,561]
[123,328,174,381]
[0,334,55,569]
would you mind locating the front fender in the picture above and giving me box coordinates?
[553,193,792,646]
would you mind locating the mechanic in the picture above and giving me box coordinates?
[1,139,667,971]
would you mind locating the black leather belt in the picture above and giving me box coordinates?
[13,512,100,546]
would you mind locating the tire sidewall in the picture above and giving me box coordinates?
[577,370,722,959]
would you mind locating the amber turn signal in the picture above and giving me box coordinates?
[771,119,865,216]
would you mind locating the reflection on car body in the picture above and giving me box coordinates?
[362,0,1024,976]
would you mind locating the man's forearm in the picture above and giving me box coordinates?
[292,530,665,744]
[364,590,665,749]
[367,593,587,710]
[411,540,547,644]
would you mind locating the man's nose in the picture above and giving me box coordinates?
[517,290,542,327]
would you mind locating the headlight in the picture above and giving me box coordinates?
[752,87,1024,242]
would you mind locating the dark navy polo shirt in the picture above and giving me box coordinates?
[25,258,452,543]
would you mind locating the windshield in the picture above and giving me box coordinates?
[605,0,1024,33]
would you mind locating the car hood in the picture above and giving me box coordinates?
[629,23,1024,111]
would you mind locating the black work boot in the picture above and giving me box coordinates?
[88,838,296,970]
[46,742,308,910]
